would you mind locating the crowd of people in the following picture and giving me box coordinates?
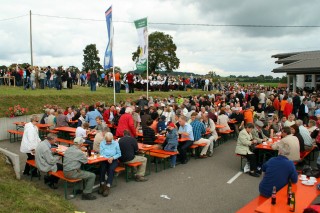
[1,66,225,92]
[19,84,320,202]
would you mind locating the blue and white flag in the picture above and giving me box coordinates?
[104,6,113,69]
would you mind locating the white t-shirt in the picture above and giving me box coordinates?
[76,127,86,138]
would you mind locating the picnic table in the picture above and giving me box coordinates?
[215,124,225,129]
[255,137,280,163]
[54,126,77,139]
[13,122,51,130]
[54,145,108,164]
[255,176,320,213]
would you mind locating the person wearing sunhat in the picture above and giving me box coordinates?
[251,120,268,144]
[63,137,96,200]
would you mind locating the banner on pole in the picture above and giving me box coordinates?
[134,17,148,71]
[104,6,113,70]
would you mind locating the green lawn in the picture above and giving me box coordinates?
[0,85,209,117]
[0,154,76,213]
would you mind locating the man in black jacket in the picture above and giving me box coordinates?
[298,98,309,125]
[118,130,148,182]
[292,92,301,117]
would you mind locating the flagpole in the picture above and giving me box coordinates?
[112,24,115,105]
[146,17,149,99]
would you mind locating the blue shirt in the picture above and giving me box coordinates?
[178,123,194,141]
[100,140,121,159]
[259,155,298,197]
[85,109,102,127]
[190,119,206,141]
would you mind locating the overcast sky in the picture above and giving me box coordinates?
[1,0,320,76]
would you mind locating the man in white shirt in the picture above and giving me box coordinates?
[20,115,41,176]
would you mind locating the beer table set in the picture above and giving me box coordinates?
[54,126,76,139]
[255,175,320,212]
[255,137,280,163]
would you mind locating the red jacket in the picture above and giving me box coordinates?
[283,103,293,118]
[116,113,136,137]
[127,73,134,84]
[103,109,117,124]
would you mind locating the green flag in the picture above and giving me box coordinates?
[134,17,148,71]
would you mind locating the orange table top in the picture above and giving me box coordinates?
[13,121,26,125]
[215,124,225,128]
[54,126,77,133]
[228,120,237,124]
[255,176,320,213]
[68,120,78,123]
[256,138,281,151]
[138,143,158,151]
[55,145,108,164]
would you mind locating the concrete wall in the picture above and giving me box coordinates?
[0,114,43,141]
[0,148,21,179]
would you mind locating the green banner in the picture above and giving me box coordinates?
[134,17,148,71]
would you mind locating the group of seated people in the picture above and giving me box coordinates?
[21,89,320,202]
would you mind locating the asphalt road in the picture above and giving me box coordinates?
[1,138,316,213]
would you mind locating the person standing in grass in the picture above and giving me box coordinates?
[89,70,98,91]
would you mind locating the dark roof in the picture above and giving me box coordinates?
[271,50,320,74]
[272,58,320,74]
[275,51,320,64]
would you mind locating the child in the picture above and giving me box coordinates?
[157,115,167,134]
[164,122,178,168]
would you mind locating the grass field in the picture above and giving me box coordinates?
[0,82,280,117]
[0,153,75,213]
[0,85,209,117]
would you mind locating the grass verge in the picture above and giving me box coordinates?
[0,86,209,117]
[0,153,76,213]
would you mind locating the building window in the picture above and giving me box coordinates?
[305,75,312,82]
[316,75,320,82]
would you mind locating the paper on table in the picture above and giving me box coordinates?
[160,195,171,200]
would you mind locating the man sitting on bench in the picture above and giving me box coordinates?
[63,137,96,200]
[35,133,62,189]
[118,130,148,182]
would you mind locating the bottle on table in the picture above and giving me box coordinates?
[271,186,276,205]
[87,146,91,157]
[287,181,292,205]
[289,192,295,212]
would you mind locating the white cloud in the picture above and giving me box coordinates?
[0,0,319,77]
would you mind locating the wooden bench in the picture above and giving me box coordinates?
[150,149,178,156]
[219,130,234,144]
[148,152,170,172]
[236,154,247,171]
[236,195,268,213]
[56,138,74,146]
[48,130,59,134]
[26,160,40,181]
[7,130,24,143]
[125,162,143,182]
[189,143,207,158]
[112,166,125,186]
[49,170,82,199]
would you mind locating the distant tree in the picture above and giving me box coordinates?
[0,65,7,71]
[68,66,80,73]
[82,44,102,72]
[132,31,180,72]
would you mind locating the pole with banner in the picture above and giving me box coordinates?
[104,6,115,104]
[134,17,148,98]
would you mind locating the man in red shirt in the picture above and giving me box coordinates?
[127,71,134,93]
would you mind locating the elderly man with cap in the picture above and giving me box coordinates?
[251,120,268,144]
[63,137,96,200]
[229,107,244,136]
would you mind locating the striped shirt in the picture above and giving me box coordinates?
[190,120,206,141]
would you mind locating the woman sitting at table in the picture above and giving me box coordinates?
[93,126,110,152]
[217,109,230,132]
[290,124,305,153]
[99,132,121,197]
[76,122,93,149]
[235,123,260,177]
[143,119,157,145]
